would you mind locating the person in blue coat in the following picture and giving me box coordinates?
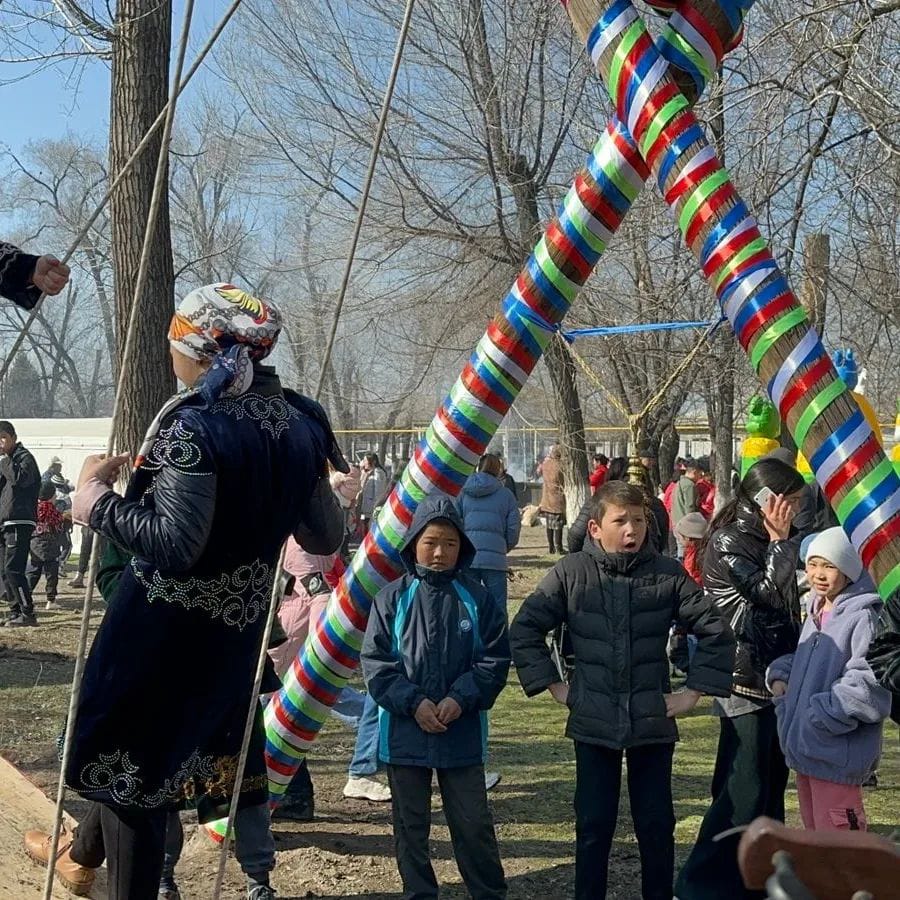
[456,453,520,615]
[362,495,510,900]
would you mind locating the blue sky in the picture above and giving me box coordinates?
[1,0,233,157]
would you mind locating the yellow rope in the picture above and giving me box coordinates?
[564,320,721,451]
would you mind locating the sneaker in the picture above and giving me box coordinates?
[248,884,277,899]
[485,771,502,791]
[45,601,61,611]
[6,613,38,627]
[23,828,96,897]
[68,575,85,589]
[343,776,392,802]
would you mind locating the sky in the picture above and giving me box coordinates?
[0,0,234,158]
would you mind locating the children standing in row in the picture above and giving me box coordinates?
[361,496,510,900]
[510,482,736,899]
[767,527,891,831]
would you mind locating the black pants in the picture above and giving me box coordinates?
[3,524,35,617]
[28,555,59,601]
[574,741,675,900]
[69,801,168,900]
[546,527,564,553]
[675,705,788,900]
[387,763,506,900]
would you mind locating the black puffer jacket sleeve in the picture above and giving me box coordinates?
[715,530,799,612]
[89,414,216,573]
[0,242,41,310]
[293,477,344,555]
[673,573,736,697]
[510,565,568,696]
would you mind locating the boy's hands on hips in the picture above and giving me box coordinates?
[664,688,701,718]
[435,697,462,725]
[548,682,569,705]
[415,699,448,733]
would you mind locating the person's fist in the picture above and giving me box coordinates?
[435,697,462,726]
[664,688,701,718]
[78,453,130,490]
[548,681,569,705]
[770,680,787,698]
[414,699,447,734]
[31,255,70,296]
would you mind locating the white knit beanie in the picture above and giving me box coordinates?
[805,527,863,582]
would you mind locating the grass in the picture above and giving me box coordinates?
[1,532,898,898]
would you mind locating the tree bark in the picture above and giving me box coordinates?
[799,233,830,338]
[109,0,176,455]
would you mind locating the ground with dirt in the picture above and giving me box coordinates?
[2,526,898,899]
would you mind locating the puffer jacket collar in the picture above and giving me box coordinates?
[585,539,656,575]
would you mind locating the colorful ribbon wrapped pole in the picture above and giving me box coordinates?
[560,0,900,601]
[204,0,762,837]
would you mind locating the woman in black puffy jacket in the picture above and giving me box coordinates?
[676,458,807,900]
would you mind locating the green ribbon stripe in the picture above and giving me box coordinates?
[599,140,642,204]
[640,94,689,158]
[836,459,895,525]
[352,563,380,600]
[425,427,473,478]
[608,21,647,108]
[794,377,846,449]
[749,307,808,372]
[663,29,713,85]
[879,560,900,602]
[714,237,768,291]
[535,238,578,302]
[565,189,607,255]
[449,384,500,436]
[479,349,521,397]
[677,168,731,237]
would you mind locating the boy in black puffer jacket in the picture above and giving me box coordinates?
[362,495,510,900]
[510,481,735,900]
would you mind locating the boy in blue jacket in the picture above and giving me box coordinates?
[362,495,510,900]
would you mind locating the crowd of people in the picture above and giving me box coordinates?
[0,246,895,900]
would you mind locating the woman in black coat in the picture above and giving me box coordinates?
[676,458,807,900]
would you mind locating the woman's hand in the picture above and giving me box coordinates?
[763,493,795,541]
[78,454,130,489]
[664,688,701,718]
[770,680,787,698]
[548,681,569,705]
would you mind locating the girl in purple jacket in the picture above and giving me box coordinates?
[767,527,891,831]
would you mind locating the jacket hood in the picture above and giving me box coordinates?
[811,574,882,618]
[463,472,502,498]
[400,495,476,574]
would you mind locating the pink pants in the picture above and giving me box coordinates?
[795,772,867,831]
[268,594,329,679]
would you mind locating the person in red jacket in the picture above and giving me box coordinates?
[696,458,716,520]
[589,454,609,495]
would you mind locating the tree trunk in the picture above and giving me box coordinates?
[706,330,737,509]
[109,0,176,455]
[799,233,830,337]
[544,334,590,522]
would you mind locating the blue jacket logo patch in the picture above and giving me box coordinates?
[459,618,472,633]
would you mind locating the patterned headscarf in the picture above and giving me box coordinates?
[168,283,282,403]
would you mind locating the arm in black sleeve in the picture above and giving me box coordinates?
[89,413,216,572]
[510,564,569,696]
[674,572,736,697]
[0,242,41,310]
[717,532,799,612]
[567,500,590,553]
[293,476,344,554]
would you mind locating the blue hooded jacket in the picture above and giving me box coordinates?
[361,495,511,768]
[457,472,521,571]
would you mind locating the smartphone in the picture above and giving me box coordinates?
[753,485,776,509]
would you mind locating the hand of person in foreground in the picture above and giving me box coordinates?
[770,680,787,698]
[31,255,71,295]
[414,698,447,733]
[435,697,462,725]
[665,688,702,718]
[78,453,130,489]
[548,681,569,705]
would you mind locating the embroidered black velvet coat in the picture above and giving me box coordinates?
[65,370,343,821]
